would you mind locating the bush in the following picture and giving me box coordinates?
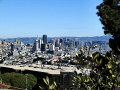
[2,72,37,90]
[73,44,120,90]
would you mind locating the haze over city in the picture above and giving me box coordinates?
[0,0,103,38]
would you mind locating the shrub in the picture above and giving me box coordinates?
[2,72,37,90]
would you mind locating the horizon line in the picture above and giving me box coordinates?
[0,35,111,39]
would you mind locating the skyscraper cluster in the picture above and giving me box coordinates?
[0,34,111,59]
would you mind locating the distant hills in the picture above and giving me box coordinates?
[0,36,112,44]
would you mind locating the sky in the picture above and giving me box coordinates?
[0,0,104,38]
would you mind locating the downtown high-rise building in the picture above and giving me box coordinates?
[41,44,47,51]
[50,39,55,46]
[33,36,39,52]
[49,43,55,51]
[43,35,47,44]
[38,39,42,50]
[55,39,59,47]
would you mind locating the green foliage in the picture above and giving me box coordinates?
[97,0,120,54]
[97,0,120,37]
[109,37,120,54]
[27,74,37,89]
[1,72,37,90]
[0,71,2,83]
[40,76,57,90]
[73,44,120,90]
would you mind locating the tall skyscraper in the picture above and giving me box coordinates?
[43,35,47,44]
[49,43,55,51]
[41,44,47,51]
[55,39,60,47]
[60,39,64,49]
[38,39,42,50]
[33,36,39,52]
[36,36,39,51]
[50,39,55,46]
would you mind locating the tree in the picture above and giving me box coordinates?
[1,72,37,90]
[72,44,120,90]
[97,0,120,54]
[71,1,120,89]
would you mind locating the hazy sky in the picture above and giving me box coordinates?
[0,0,104,38]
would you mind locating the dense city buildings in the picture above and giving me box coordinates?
[0,35,111,61]
[0,35,111,89]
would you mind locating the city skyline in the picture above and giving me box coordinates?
[0,0,103,38]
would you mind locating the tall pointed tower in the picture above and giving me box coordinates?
[35,35,39,51]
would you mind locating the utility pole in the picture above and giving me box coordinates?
[25,74,28,90]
